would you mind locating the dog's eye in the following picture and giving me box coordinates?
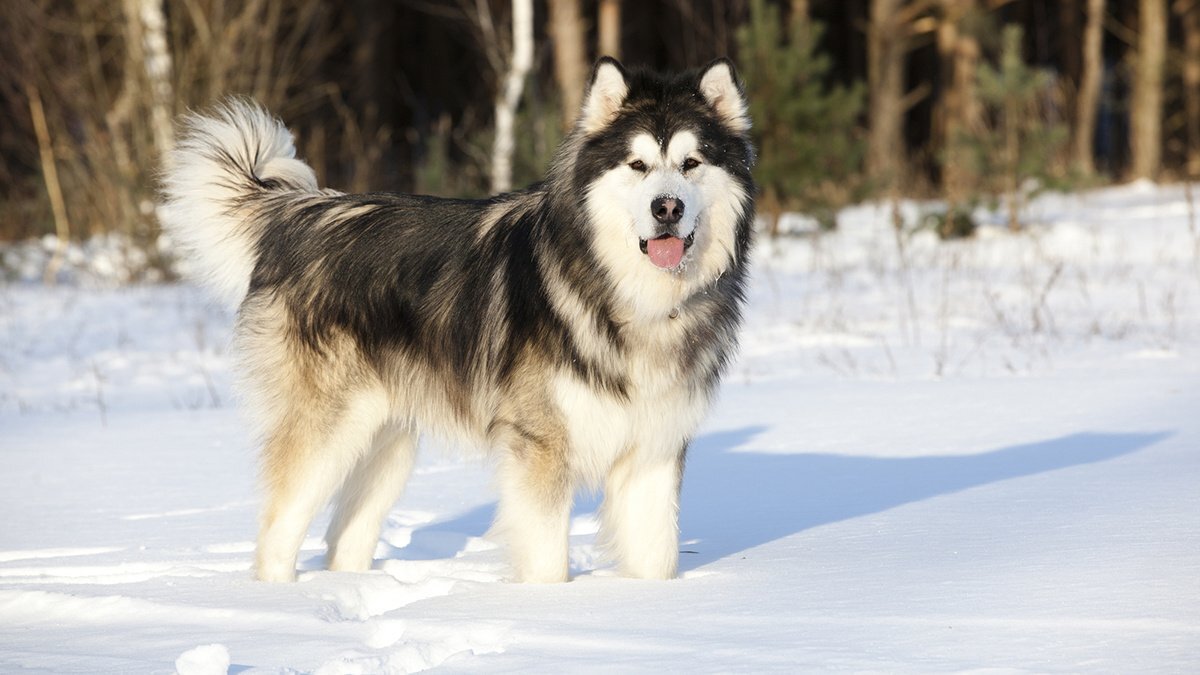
[682,158,701,172]
[629,160,647,172]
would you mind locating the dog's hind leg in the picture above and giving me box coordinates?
[255,388,389,582]
[599,445,686,580]
[325,422,417,572]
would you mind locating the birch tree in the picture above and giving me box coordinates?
[128,0,174,156]
[492,0,534,193]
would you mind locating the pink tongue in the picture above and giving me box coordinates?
[646,236,685,269]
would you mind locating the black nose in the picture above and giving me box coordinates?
[651,196,684,225]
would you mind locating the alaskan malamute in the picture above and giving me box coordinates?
[159,58,755,582]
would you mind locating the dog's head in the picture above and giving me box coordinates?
[566,58,755,314]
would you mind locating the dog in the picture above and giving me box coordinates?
[159,57,755,583]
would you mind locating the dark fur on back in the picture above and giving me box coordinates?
[248,61,755,417]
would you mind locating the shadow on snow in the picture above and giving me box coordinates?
[678,427,1171,569]
[368,428,1170,573]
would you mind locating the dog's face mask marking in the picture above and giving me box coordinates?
[586,127,748,275]
[579,59,753,276]
[602,129,725,270]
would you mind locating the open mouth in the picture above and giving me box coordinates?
[639,231,696,269]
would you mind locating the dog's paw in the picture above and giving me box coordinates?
[254,562,297,583]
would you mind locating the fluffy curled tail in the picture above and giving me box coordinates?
[159,98,319,305]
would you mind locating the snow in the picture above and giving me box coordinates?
[176,644,231,675]
[2,184,1199,672]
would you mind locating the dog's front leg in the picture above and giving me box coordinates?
[492,441,572,583]
[600,443,686,580]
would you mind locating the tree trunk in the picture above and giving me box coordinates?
[936,0,981,207]
[1130,0,1166,180]
[1058,0,1083,94]
[598,0,621,58]
[549,0,588,131]
[27,83,70,284]
[1176,0,1200,177]
[1073,0,1104,175]
[492,0,534,193]
[867,0,906,190]
[123,0,174,156]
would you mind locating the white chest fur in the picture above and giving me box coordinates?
[553,354,710,488]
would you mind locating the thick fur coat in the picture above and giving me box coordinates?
[159,58,755,582]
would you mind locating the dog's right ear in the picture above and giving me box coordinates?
[580,57,629,133]
[698,58,750,134]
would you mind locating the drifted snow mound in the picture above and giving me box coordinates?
[174,643,231,675]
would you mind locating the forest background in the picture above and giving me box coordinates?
[0,0,1194,272]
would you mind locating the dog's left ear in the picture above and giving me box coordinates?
[698,58,750,134]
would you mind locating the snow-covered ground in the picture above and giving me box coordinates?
[1,183,1198,673]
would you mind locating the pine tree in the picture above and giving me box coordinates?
[964,24,1069,231]
[736,0,865,234]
